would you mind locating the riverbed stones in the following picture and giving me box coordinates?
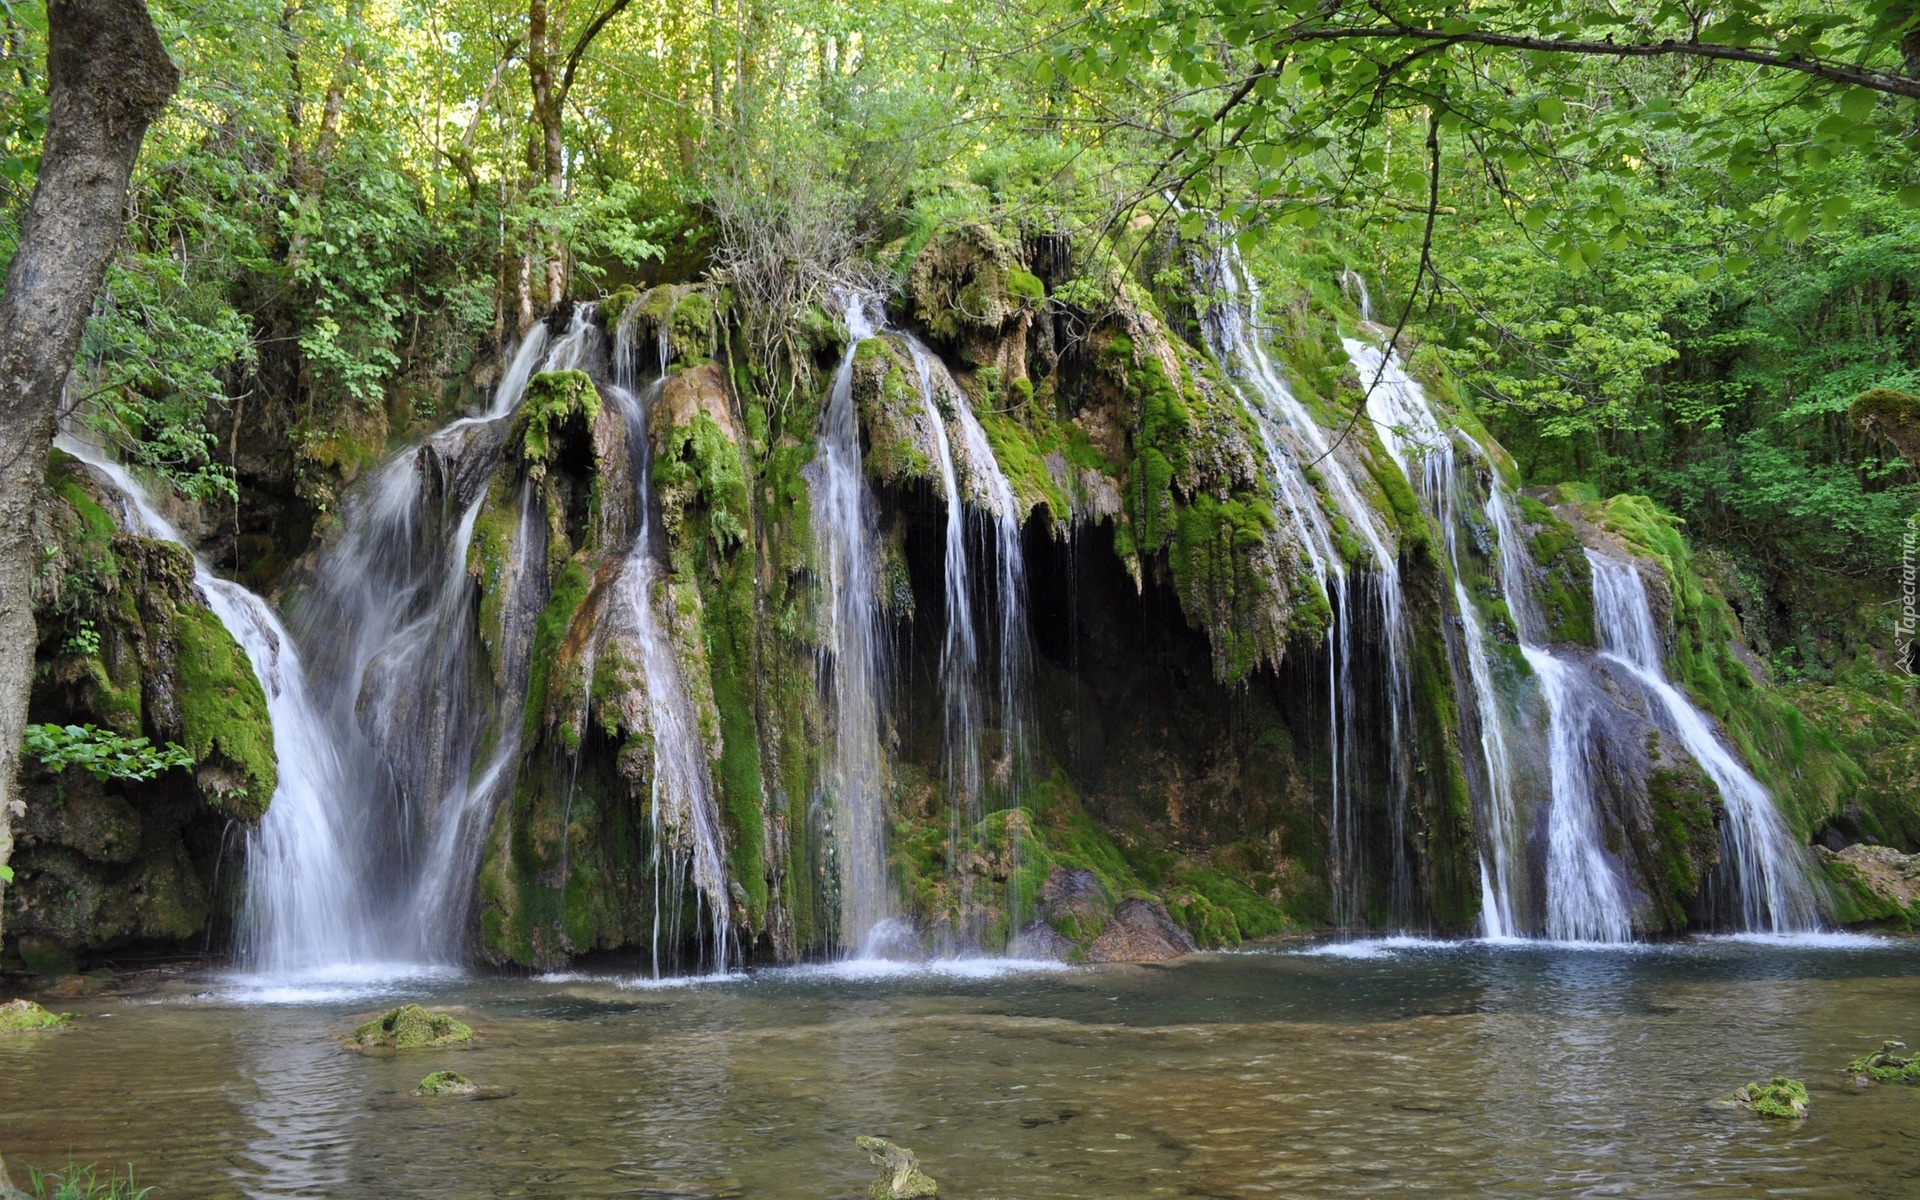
[1085,899,1198,963]
[346,1004,472,1051]
[856,1136,937,1199]
[0,999,68,1034]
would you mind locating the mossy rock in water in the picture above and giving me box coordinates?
[1845,1040,1920,1084]
[0,999,69,1034]
[417,1070,479,1095]
[347,1004,472,1050]
[1734,1076,1808,1119]
[856,1136,937,1199]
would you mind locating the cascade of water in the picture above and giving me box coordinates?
[1201,246,1416,926]
[280,308,596,964]
[1587,552,1822,932]
[910,347,984,848]
[52,435,380,972]
[601,314,736,972]
[900,334,1034,947]
[812,295,892,953]
[1347,336,1525,939]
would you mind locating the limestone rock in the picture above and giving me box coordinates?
[1817,844,1920,925]
[346,1004,473,1051]
[856,1136,937,1199]
[1085,898,1197,963]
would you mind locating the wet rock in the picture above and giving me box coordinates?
[417,1070,479,1096]
[1009,921,1075,962]
[856,1136,937,1199]
[345,1004,473,1051]
[1845,1039,1920,1085]
[0,999,69,1034]
[1084,899,1197,963]
[1728,1077,1808,1119]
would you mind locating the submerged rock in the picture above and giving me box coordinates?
[856,1136,937,1199]
[1085,899,1198,963]
[346,1004,473,1051]
[417,1070,479,1095]
[1845,1039,1920,1085]
[0,999,68,1034]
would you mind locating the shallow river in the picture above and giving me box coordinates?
[5,935,1920,1198]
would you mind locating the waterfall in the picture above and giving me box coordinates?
[279,307,595,964]
[602,316,735,972]
[813,296,893,953]
[1587,552,1823,933]
[1348,334,1526,939]
[1201,247,1417,927]
[51,435,380,973]
[901,334,1033,948]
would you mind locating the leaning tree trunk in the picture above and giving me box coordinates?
[0,0,177,938]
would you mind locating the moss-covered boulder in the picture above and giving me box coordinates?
[856,1136,937,1200]
[1845,1039,1920,1084]
[346,1004,473,1051]
[1850,388,1920,471]
[1732,1076,1808,1119]
[417,1070,480,1095]
[0,999,69,1034]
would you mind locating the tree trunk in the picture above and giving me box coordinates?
[0,0,177,938]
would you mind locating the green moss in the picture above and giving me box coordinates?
[1738,1077,1808,1119]
[1817,853,1917,928]
[522,561,593,744]
[347,1004,472,1050]
[1167,493,1280,681]
[1646,761,1721,927]
[1519,497,1595,645]
[417,1070,479,1095]
[1845,1041,1920,1083]
[0,999,69,1034]
[1166,865,1291,947]
[670,291,715,364]
[1121,348,1191,558]
[174,603,277,821]
[514,371,600,467]
[1007,268,1045,302]
[974,408,1070,520]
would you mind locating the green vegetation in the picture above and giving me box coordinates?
[22,724,192,783]
[19,1162,151,1200]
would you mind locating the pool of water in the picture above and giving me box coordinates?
[5,935,1920,1197]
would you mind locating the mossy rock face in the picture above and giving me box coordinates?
[856,1136,938,1200]
[1849,388,1920,471]
[347,1004,473,1051]
[514,370,601,474]
[417,1070,480,1095]
[908,220,1024,347]
[0,999,69,1034]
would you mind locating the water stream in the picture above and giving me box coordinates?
[1202,247,1417,927]
[1588,551,1823,932]
[812,297,892,953]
